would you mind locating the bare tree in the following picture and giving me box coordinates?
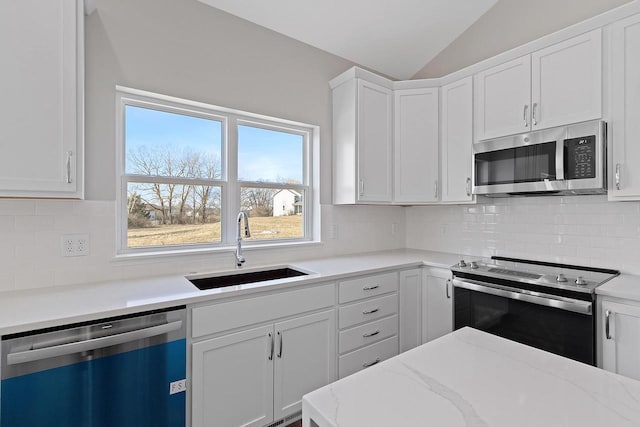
[127,146,224,225]
[241,186,275,217]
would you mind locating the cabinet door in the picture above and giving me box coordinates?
[474,55,531,141]
[273,310,336,421]
[602,301,640,381]
[441,77,474,203]
[0,0,82,198]
[357,79,393,203]
[610,14,640,200]
[192,325,274,427]
[393,88,439,203]
[531,29,601,131]
[421,269,453,343]
[399,269,422,352]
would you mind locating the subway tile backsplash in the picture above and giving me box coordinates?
[406,195,640,274]
[1,194,638,291]
[0,200,405,292]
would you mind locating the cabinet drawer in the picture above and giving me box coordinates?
[339,272,398,304]
[192,283,335,338]
[339,315,398,354]
[339,294,398,329]
[338,336,398,379]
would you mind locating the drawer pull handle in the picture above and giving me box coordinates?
[605,310,612,340]
[268,332,274,360]
[363,285,379,291]
[362,308,379,315]
[363,330,380,338]
[363,358,380,368]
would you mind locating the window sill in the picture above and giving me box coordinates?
[112,240,324,262]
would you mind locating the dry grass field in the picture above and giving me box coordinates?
[128,215,303,247]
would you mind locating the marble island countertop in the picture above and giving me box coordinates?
[302,328,640,427]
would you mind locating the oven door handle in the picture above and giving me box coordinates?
[452,278,592,315]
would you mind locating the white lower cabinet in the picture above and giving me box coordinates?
[399,267,454,352]
[399,269,422,352]
[190,284,335,427]
[273,312,336,421]
[192,310,335,427]
[337,271,400,378]
[192,325,274,427]
[601,299,640,381]
[422,268,454,343]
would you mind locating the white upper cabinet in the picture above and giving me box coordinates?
[0,0,84,198]
[393,87,439,203]
[333,78,392,204]
[475,55,532,140]
[475,29,602,141]
[610,13,640,200]
[531,29,602,130]
[441,77,474,203]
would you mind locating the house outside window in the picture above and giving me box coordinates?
[116,87,318,255]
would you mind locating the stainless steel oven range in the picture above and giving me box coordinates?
[451,256,619,365]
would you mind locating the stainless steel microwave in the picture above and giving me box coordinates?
[473,120,606,196]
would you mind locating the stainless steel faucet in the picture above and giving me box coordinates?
[235,211,251,267]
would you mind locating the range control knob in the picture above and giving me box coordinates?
[556,274,568,283]
[458,260,467,268]
[469,261,479,269]
[575,276,587,285]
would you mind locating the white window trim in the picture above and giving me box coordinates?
[115,86,320,257]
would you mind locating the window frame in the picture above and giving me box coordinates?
[115,87,317,256]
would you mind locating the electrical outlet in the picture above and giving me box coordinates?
[169,379,187,395]
[391,222,399,236]
[62,234,90,257]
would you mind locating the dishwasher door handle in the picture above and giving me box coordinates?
[7,320,183,365]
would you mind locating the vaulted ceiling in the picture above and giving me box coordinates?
[196,0,498,80]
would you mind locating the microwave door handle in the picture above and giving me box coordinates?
[451,278,592,315]
[556,140,565,181]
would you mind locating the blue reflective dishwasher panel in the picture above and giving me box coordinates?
[1,339,186,427]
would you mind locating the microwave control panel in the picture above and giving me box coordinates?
[564,135,596,180]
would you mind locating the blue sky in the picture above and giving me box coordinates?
[125,105,303,182]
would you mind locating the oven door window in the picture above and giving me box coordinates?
[454,287,594,365]
[475,141,557,186]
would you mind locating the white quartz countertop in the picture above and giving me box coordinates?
[302,328,640,427]
[596,273,640,301]
[0,249,461,336]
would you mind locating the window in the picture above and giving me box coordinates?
[116,88,316,254]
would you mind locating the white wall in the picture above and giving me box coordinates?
[0,0,406,292]
[413,0,632,78]
[406,196,640,274]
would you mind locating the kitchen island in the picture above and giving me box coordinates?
[302,328,640,427]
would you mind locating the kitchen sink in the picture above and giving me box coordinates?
[188,267,308,291]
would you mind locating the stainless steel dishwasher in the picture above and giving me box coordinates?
[1,306,187,427]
